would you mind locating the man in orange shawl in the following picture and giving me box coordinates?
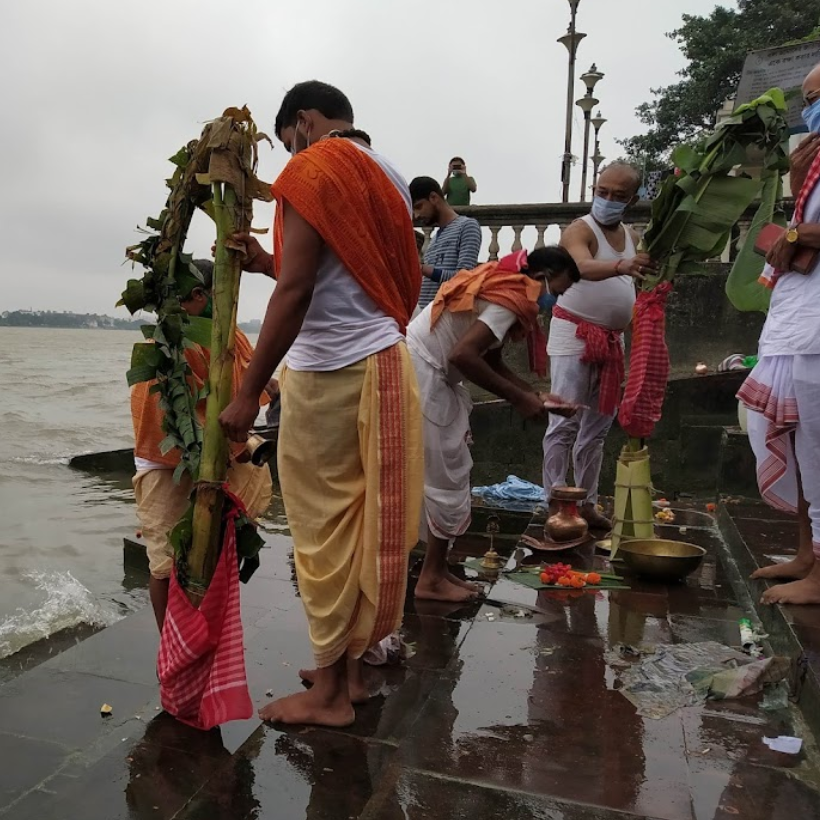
[407,247,580,602]
[131,260,273,631]
[219,81,423,727]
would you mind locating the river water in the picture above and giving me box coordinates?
[0,327,273,660]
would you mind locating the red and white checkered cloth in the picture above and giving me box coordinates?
[158,488,253,730]
[618,283,673,439]
[759,147,820,290]
[552,304,625,416]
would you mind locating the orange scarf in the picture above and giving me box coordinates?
[430,262,541,334]
[132,330,264,467]
[271,139,421,332]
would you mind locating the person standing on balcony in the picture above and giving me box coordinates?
[408,247,581,602]
[410,176,482,312]
[442,156,477,206]
[543,162,656,530]
[738,63,820,606]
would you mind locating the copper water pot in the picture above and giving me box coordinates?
[546,487,589,542]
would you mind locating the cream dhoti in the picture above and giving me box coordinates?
[276,343,423,668]
[410,348,473,541]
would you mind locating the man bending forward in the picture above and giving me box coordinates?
[407,247,580,602]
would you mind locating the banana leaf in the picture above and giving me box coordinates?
[640,88,790,291]
[725,168,786,314]
[619,89,790,451]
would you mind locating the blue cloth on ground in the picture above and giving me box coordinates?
[471,475,544,511]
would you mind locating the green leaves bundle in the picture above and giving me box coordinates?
[640,88,791,292]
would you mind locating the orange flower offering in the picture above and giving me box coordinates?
[539,564,607,588]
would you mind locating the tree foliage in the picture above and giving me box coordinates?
[620,1,820,165]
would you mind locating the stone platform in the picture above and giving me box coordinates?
[719,499,820,742]
[2,513,820,819]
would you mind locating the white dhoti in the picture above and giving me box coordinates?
[542,354,616,506]
[738,354,820,556]
[410,350,473,541]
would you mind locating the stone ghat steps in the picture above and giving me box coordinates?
[717,499,820,745]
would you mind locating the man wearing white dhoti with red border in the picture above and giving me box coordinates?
[737,64,820,606]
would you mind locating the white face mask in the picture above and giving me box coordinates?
[591,196,629,226]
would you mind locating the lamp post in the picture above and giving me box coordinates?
[591,110,607,190]
[576,65,604,202]
[558,0,584,203]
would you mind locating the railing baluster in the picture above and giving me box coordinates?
[511,225,524,253]
[534,225,547,249]
[488,227,501,262]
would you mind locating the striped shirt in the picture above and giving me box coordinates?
[418,216,482,309]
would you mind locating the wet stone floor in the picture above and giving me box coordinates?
[2,509,820,819]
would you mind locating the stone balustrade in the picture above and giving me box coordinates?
[417,199,795,262]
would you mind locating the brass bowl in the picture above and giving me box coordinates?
[617,539,706,582]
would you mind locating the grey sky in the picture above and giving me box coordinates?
[0,0,727,321]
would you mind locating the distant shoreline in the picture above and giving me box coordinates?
[0,312,260,333]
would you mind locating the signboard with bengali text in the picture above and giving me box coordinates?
[736,41,820,132]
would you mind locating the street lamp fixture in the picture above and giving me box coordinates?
[558,0,585,203]
[576,96,599,115]
[591,110,607,191]
[580,64,605,94]
[576,64,604,202]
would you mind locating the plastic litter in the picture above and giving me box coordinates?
[363,632,405,666]
[761,680,790,711]
[763,736,803,754]
[471,475,544,511]
[605,641,789,720]
[739,618,767,658]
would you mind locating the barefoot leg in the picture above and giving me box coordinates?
[752,463,814,581]
[761,557,820,605]
[149,576,169,632]
[761,443,820,605]
[415,531,476,603]
[446,569,483,594]
[300,657,370,704]
[345,657,370,704]
[261,656,355,727]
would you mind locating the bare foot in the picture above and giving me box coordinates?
[447,571,483,594]
[415,576,477,603]
[751,557,812,582]
[299,668,370,704]
[258,688,355,727]
[761,573,820,606]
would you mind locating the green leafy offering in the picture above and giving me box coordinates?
[121,107,272,485]
[640,88,791,292]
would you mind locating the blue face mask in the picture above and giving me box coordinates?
[591,196,628,226]
[538,291,557,311]
[803,99,820,135]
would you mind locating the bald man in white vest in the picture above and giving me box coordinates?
[544,163,657,530]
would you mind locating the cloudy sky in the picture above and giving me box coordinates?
[0,0,728,321]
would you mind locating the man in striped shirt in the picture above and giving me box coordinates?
[410,177,482,311]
